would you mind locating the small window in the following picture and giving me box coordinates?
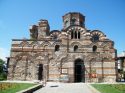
[93,45,97,52]
[78,31,80,39]
[74,45,78,52]
[55,45,60,51]
[75,31,77,39]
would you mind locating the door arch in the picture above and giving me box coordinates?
[74,59,85,82]
[38,64,43,80]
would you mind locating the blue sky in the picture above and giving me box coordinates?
[0,0,125,60]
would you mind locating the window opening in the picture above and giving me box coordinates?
[55,45,60,51]
[93,45,97,52]
[74,45,78,52]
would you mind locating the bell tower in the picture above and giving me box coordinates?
[63,12,85,29]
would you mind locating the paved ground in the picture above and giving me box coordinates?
[34,82,95,93]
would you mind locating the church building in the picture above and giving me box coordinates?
[7,12,117,82]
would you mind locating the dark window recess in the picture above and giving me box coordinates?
[78,31,80,39]
[92,35,99,42]
[71,31,73,39]
[93,45,97,52]
[55,45,60,51]
[74,45,78,52]
[75,31,77,39]
[71,31,80,39]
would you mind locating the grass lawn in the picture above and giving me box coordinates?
[91,84,125,93]
[0,82,36,93]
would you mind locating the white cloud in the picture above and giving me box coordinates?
[0,47,9,61]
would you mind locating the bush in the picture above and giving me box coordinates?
[0,72,7,80]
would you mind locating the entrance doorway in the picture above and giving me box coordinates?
[38,64,43,80]
[74,59,85,82]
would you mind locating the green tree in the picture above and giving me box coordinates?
[0,58,7,80]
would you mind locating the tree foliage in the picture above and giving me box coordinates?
[0,58,6,80]
[0,58,4,64]
[0,59,5,72]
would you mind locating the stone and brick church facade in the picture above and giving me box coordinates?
[7,12,117,82]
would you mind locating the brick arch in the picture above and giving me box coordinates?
[91,30,106,37]
[41,41,51,47]
[51,41,63,47]
[74,55,85,61]
[30,41,41,50]
[91,30,106,41]
[66,26,87,39]
[66,26,87,34]
[31,41,40,46]
[20,41,30,47]
[71,42,82,47]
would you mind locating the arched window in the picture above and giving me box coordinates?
[55,45,60,51]
[78,31,80,39]
[93,45,97,52]
[75,31,77,39]
[74,45,78,52]
[71,31,73,39]
[92,35,99,42]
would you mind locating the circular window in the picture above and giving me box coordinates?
[92,35,99,42]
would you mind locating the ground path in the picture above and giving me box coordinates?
[34,82,96,93]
